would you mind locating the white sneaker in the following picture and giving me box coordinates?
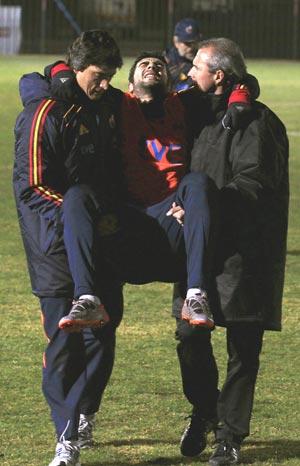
[48,440,81,466]
[182,291,214,329]
[78,413,96,448]
[58,298,110,332]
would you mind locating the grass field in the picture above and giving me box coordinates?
[0,55,300,466]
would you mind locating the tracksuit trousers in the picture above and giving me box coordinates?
[175,318,264,444]
[62,172,210,293]
[40,280,123,441]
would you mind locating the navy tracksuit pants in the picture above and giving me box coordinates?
[63,172,210,292]
[40,281,123,441]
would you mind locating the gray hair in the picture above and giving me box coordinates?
[198,37,247,81]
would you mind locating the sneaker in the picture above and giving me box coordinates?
[78,413,96,449]
[181,291,214,329]
[209,440,240,465]
[48,440,81,466]
[58,299,110,332]
[180,412,217,457]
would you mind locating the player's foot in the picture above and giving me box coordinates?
[78,413,96,449]
[181,291,214,329]
[180,411,217,457]
[209,440,240,465]
[48,440,81,466]
[58,298,109,332]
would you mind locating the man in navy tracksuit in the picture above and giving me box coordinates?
[14,30,125,466]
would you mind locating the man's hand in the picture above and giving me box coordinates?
[222,102,253,131]
[166,202,185,225]
[44,61,77,101]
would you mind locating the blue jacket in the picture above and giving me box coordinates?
[164,46,194,92]
[13,72,122,297]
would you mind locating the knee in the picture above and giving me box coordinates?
[64,184,91,205]
[63,185,100,217]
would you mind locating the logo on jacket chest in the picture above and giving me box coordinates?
[80,143,95,156]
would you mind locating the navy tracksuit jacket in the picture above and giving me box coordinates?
[13,73,124,440]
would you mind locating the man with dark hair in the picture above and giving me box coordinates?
[164,18,202,91]
[14,29,124,466]
[171,37,289,465]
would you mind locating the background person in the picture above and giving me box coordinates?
[164,17,202,91]
[171,37,289,465]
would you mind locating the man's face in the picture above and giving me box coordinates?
[75,64,116,100]
[132,57,169,91]
[174,37,199,61]
[188,47,217,92]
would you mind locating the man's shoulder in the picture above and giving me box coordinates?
[164,46,182,65]
[254,101,285,125]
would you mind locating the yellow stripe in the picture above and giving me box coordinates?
[63,104,75,119]
[37,186,63,203]
[32,100,53,185]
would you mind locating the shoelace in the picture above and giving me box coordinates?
[56,441,78,460]
[78,418,95,436]
[214,440,239,456]
[188,293,210,314]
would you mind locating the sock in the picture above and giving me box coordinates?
[186,288,203,299]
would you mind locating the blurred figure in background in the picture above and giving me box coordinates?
[164,17,202,91]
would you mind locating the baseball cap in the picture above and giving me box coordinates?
[174,18,202,42]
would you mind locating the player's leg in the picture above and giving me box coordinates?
[174,172,214,328]
[59,185,110,331]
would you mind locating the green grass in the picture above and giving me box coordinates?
[0,55,300,465]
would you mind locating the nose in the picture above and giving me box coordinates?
[98,79,110,91]
[188,68,194,78]
[146,62,155,70]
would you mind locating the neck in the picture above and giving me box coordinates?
[214,85,224,95]
[132,83,168,102]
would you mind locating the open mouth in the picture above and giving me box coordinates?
[144,72,160,79]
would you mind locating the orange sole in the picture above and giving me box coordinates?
[189,319,215,329]
[58,319,103,331]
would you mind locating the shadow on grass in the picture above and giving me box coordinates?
[287,250,300,256]
[86,438,300,465]
[88,457,208,466]
[100,438,178,447]
[241,439,300,463]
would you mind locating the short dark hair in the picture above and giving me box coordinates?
[66,30,123,71]
[128,51,169,83]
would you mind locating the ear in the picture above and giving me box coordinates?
[214,69,225,85]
